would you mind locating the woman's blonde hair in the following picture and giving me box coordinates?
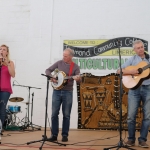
[0,44,10,61]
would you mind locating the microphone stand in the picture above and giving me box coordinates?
[31,92,34,129]
[103,40,135,150]
[13,83,41,130]
[27,74,66,150]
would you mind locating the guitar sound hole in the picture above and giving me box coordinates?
[138,68,143,74]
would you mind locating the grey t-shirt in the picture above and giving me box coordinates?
[45,60,80,91]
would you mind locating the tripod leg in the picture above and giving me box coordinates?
[39,135,47,150]
[30,123,41,130]
[39,142,45,150]
[20,106,31,130]
[103,142,136,150]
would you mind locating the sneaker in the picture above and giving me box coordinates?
[62,136,68,142]
[125,140,135,146]
[139,141,149,148]
[48,135,57,142]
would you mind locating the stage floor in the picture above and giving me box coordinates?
[0,128,150,150]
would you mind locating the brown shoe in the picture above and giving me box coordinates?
[139,141,149,148]
[125,140,135,146]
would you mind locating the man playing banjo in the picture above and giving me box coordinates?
[45,48,81,142]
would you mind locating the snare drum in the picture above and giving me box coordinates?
[8,105,21,113]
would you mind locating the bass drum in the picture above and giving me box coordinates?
[8,105,21,113]
[3,109,12,128]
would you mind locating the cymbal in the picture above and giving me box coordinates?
[9,97,24,102]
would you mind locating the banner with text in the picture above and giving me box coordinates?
[63,37,148,75]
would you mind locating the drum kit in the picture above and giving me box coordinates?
[4,81,42,131]
[4,97,29,129]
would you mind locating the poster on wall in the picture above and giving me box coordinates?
[63,37,148,75]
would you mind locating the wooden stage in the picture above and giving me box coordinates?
[0,128,150,150]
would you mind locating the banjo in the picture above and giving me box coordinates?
[51,71,91,90]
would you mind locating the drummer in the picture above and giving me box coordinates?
[0,44,15,128]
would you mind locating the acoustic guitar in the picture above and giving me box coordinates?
[122,61,150,89]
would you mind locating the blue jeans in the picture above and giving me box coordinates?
[0,91,10,125]
[51,90,73,137]
[127,85,150,142]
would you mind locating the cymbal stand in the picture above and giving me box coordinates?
[11,113,17,126]
[30,92,41,130]
[31,92,34,128]
[10,112,21,126]
[13,83,41,130]
[21,105,28,128]
[27,74,66,150]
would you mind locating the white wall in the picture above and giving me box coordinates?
[0,0,150,128]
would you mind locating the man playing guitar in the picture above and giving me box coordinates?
[117,40,150,148]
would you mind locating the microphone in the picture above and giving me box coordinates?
[2,58,4,62]
[0,53,3,59]
[41,74,58,80]
[41,74,52,79]
[115,39,121,46]
[1,53,5,62]
[0,53,4,62]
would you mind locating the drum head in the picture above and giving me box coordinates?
[8,105,21,113]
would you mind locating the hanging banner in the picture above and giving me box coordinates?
[63,37,148,74]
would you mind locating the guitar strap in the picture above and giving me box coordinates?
[144,52,150,62]
[68,62,74,82]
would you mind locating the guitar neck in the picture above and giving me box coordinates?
[143,63,150,71]
[65,76,73,79]
[63,73,91,80]
[65,75,82,80]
